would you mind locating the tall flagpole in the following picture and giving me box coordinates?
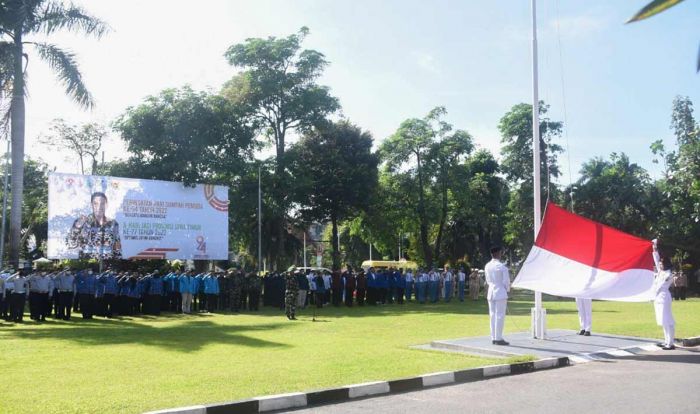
[531,0,546,339]
[258,164,262,275]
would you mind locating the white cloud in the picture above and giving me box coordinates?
[411,51,441,74]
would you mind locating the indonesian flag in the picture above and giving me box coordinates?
[512,204,655,302]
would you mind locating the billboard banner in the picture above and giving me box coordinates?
[47,173,229,260]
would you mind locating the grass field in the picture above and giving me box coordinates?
[1,293,699,414]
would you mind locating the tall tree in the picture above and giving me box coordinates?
[447,150,508,267]
[222,27,339,268]
[114,86,256,185]
[498,102,562,256]
[0,0,108,267]
[289,120,379,270]
[380,107,473,266]
[222,27,339,175]
[651,96,700,267]
[40,119,106,174]
[565,153,654,237]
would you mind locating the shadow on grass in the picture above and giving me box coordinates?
[1,317,292,352]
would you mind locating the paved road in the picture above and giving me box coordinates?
[292,348,700,414]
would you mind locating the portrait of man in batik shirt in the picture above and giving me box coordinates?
[66,192,122,259]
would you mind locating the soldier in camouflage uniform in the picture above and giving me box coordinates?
[247,272,262,311]
[285,271,299,320]
[239,272,249,311]
[230,270,243,312]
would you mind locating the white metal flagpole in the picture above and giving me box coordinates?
[531,0,546,339]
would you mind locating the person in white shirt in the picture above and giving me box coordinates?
[404,270,414,302]
[322,271,331,305]
[7,272,29,322]
[457,268,466,302]
[652,239,676,350]
[484,246,510,345]
[443,268,454,302]
[0,270,11,320]
[28,271,53,321]
[575,298,592,336]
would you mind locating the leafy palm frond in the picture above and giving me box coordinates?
[35,1,110,38]
[626,0,685,23]
[33,42,93,108]
[0,41,14,90]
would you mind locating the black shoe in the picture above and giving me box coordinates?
[655,342,665,347]
[584,331,591,336]
[494,339,510,346]
[492,340,496,344]
[661,345,676,350]
[577,330,585,335]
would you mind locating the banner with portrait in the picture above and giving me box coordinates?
[47,173,229,260]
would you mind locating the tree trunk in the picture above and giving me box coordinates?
[9,34,25,269]
[433,173,448,266]
[416,153,432,267]
[331,214,339,270]
[274,127,286,269]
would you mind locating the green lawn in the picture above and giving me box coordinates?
[1,293,698,414]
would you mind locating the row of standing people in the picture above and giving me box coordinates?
[280,267,484,320]
[0,268,264,322]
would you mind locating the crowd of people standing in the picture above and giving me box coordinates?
[0,268,263,323]
[0,265,483,323]
[279,266,483,320]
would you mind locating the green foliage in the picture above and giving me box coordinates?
[1,0,108,267]
[289,121,379,269]
[379,107,474,267]
[222,27,340,269]
[0,158,49,258]
[498,102,563,256]
[113,86,256,185]
[222,27,339,167]
[652,96,700,261]
[565,153,655,238]
[627,0,685,23]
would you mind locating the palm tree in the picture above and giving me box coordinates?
[0,1,108,267]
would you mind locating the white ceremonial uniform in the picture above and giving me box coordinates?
[484,258,510,341]
[652,250,675,347]
[575,298,592,332]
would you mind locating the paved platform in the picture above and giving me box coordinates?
[427,329,660,361]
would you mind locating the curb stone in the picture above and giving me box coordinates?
[681,336,700,347]
[144,357,569,414]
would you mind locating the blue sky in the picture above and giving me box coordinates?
[25,0,699,184]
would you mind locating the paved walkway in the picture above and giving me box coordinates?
[291,347,700,414]
[426,329,660,361]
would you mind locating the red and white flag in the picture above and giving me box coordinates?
[512,204,655,302]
